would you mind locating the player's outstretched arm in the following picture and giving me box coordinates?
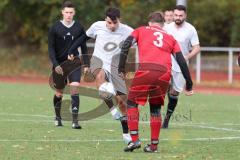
[118,36,134,76]
[68,32,87,58]
[68,32,90,66]
[174,52,193,95]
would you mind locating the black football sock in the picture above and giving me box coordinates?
[71,94,79,123]
[165,93,178,120]
[104,99,123,120]
[105,98,127,133]
[104,99,114,109]
[53,95,62,119]
[120,116,129,134]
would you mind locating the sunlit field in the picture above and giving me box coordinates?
[0,82,239,160]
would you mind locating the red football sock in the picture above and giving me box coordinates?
[127,107,139,142]
[150,115,162,148]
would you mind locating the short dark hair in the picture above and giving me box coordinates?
[174,5,186,12]
[164,8,173,12]
[105,7,120,21]
[62,0,75,9]
[148,11,165,24]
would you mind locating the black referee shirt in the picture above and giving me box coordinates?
[48,21,89,67]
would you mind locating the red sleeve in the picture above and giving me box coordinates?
[131,27,140,41]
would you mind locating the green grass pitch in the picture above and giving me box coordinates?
[0,82,239,160]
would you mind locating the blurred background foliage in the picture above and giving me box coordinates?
[1,0,240,49]
[0,0,240,78]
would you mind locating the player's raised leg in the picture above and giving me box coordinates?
[95,69,122,120]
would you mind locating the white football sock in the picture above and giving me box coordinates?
[122,133,132,144]
[110,107,122,120]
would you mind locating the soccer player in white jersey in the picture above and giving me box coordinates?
[86,7,133,143]
[162,5,200,128]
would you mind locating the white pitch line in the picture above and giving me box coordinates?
[0,137,240,142]
[179,124,240,133]
[1,113,240,133]
[0,113,52,118]
[1,118,240,129]
[0,119,118,124]
[0,119,53,123]
[2,119,240,135]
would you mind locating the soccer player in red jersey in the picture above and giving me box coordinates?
[118,11,193,152]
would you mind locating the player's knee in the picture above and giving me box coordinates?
[98,82,116,100]
[118,102,127,114]
[55,90,63,97]
[70,82,80,86]
[168,90,179,108]
[149,104,161,116]
[117,97,125,107]
[95,70,106,82]
[70,84,80,95]
[127,100,138,109]
[168,93,179,100]
[168,89,179,99]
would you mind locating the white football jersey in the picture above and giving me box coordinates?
[164,21,199,72]
[86,21,133,72]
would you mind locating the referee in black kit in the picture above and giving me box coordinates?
[48,0,89,129]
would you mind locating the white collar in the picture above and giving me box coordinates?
[61,20,75,28]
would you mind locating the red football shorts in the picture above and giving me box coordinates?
[128,69,171,106]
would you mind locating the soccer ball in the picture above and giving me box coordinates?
[98,82,116,100]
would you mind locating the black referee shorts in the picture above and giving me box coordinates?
[52,58,82,90]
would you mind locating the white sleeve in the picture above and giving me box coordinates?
[125,26,136,45]
[86,22,97,39]
[127,26,134,34]
[122,25,133,36]
[190,27,200,46]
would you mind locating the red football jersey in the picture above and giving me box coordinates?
[132,25,180,71]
